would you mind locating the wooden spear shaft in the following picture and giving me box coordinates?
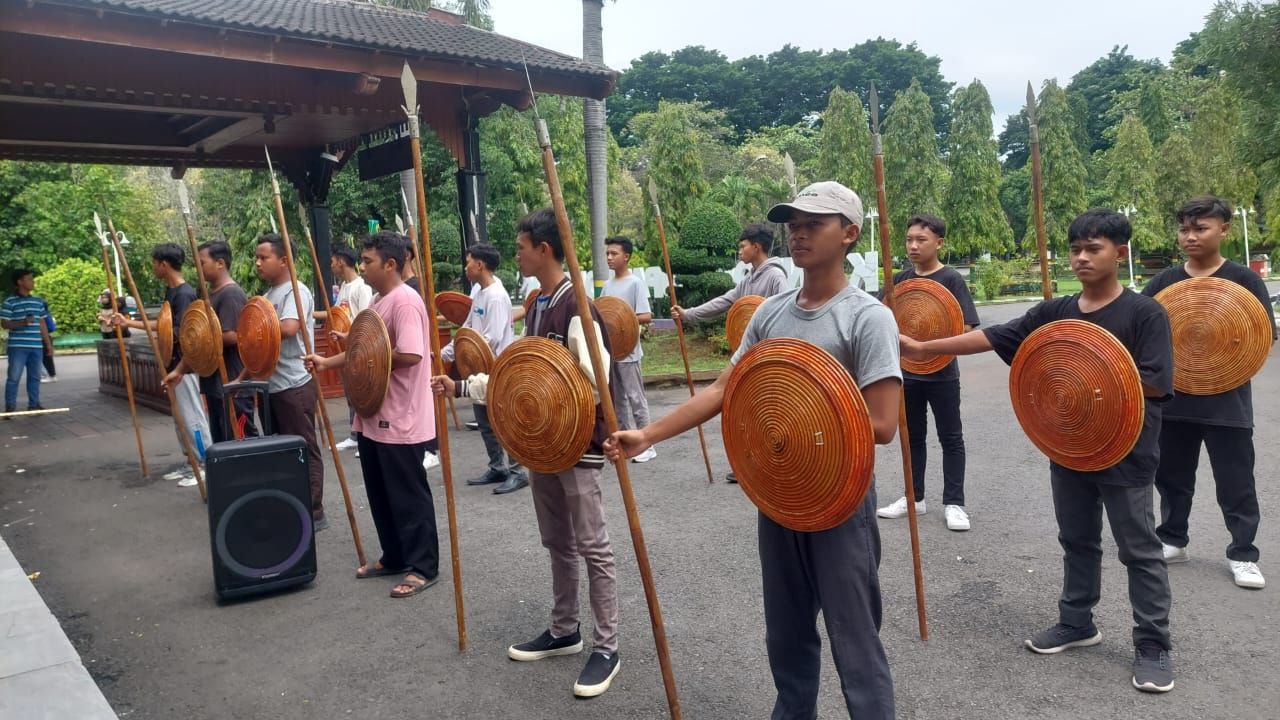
[537,118,681,718]
[1027,83,1052,301]
[106,216,207,501]
[869,83,928,640]
[99,239,148,479]
[649,181,715,485]
[403,111,468,652]
[264,149,367,568]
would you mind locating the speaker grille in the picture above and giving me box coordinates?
[214,489,313,579]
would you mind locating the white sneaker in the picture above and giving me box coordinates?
[176,474,198,488]
[632,447,657,463]
[1230,560,1266,589]
[877,496,925,519]
[1162,543,1189,564]
[335,437,358,451]
[944,504,970,531]
[422,452,440,470]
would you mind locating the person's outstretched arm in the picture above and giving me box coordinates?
[901,328,993,360]
[606,367,729,461]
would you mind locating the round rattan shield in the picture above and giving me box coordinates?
[179,299,223,377]
[1154,276,1273,395]
[1009,319,1144,472]
[594,295,639,361]
[893,278,965,375]
[454,327,495,378]
[328,304,353,352]
[236,296,281,380]
[488,336,595,473]
[722,337,876,532]
[726,295,766,352]
[343,309,392,418]
[156,301,174,368]
[436,291,472,326]
[522,290,540,318]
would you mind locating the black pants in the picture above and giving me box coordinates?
[1155,420,1260,562]
[1051,470,1171,649]
[205,385,259,444]
[759,488,894,719]
[357,435,439,579]
[904,378,966,505]
[269,380,324,521]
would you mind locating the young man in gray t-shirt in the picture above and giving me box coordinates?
[605,181,901,718]
[601,236,656,463]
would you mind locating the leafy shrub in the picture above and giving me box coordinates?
[973,258,1009,301]
[680,270,736,309]
[33,257,106,333]
[680,201,740,256]
[667,246,736,275]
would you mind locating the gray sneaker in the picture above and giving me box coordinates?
[1024,623,1102,654]
[1132,642,1174,693]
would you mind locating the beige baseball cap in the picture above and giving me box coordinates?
[767,181,864,228]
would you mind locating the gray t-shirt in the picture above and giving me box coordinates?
[602,273,651,364]
[264,281,315,393]
[730,286,903,393]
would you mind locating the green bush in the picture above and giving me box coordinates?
[680,270,736,309]
[973,258,1009,301]
[680,201,740,255]
[33,258,106,333]
[668,246,736,275]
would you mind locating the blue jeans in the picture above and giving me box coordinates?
[5,347,43,409]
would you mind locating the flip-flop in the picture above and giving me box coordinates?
[390,573,438,598]
[355,563,403,579]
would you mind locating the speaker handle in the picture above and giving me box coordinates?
[223,380,273,435]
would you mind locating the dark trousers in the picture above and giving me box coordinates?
[904,378,966,505]
[759,489,894,720]
[357,435,439,579]
[1051,470,1171,649]
[474,403,523,477]
[269,380,324,521]
[1155,420,1259,562]
[206,386,259,444]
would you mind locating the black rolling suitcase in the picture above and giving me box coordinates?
[206,381,317,600]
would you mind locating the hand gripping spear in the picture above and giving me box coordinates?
[95,213,148,479]
[869,82,929,640]
[1027,82,1052,301]
[523,64,682,718]
[647,178,715,485]
[263,147,367,569]
[103,213,207,501]
[399,62,467,652]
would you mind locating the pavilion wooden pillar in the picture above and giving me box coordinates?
[286,150,346,301]
[455,113,486,293]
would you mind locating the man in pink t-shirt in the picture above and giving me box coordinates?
[307,231,439,599]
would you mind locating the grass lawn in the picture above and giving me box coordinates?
[640,328,731,376]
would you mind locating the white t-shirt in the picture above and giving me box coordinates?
[336,275,373,316]
[442,277,515,362]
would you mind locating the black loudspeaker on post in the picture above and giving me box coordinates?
[206,434,317,600]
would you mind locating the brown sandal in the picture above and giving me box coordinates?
[390,573,438,598]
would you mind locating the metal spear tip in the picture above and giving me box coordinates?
[177,180,191,215]
[94,212,103,237]
[1026,82,1038,123]
[647,176,660,206]
[399,61,417,115]
[395,214,405,234]
[868,82,881,134]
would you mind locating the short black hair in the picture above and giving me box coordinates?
[466,243,500,271]
[605,236,634,256]
[516,208,564,261]
[257,233,287,259]
[1067,209,1131,247]
[14,268,34,283]
[740,223,774,254]
[151,242,185,270]
[1176,195,1233,224]
[332,244,358,269]
[906,213,946,238]
[198,241,232,268]
[361,231,407,272]
[402,235,416,260]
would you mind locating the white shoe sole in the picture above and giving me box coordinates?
[573,659,621,698]
[1164,552,1189,564]
[877,507,925,519]
[631,452,656,464]
[1233,576,1265,589]
[507,640,583,662]
[946,520,971,532]
[1024,631,1102,655]
[1132,676,1174,693]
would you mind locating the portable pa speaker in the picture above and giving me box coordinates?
[206,434,317,600]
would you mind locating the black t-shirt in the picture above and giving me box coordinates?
[983,290,1174,487]
[405,276,420,294]
[164,282,198,372]
[1141,261,1276,428]
[892,266,981,382]
[199,282,250,395]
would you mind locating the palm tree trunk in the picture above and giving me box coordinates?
[582,0,608,292]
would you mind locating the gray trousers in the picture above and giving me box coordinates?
[474,403,523,477]
[759,489,895,720]
[610,361,650,431]
[172,373,211,457]
[529,465,619,653]
[1051,470,1172,649]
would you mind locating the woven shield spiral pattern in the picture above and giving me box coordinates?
[156,301,174,369]
[726,295,765,353]
[488,336,595,473]
[722,338,876,532]
[522,291,539,318]
[1154,276,1272,395]
[236,296,281,380]
[343,309,392,418]
[178,299,223,377]
[893,278,965,375]
[1008,319,1143,472]
[436,291,472,327]
[593,295,639,361]
[454,326,495,378]
[328,304,352,352]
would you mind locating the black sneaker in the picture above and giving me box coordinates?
[465,421,480,431]
[725,472,738,484]
[1024,623,1102,654]
[507,627,583,662]
[313,515,330,532]
[1132,642,1174,693]
[3,405,14,414]
[467,469,506,486]
[573,650,620,698]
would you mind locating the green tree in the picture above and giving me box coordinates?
[1101,114,1166,252]
[1065,45,1164,154]
[999,165,1031,246]
[33,258,107,333]
[1153,130,1199,243]
[631,101,720,235]
[943,80,1013,256]
[1137,80,1173,146]
[1026,81,1087,253]
[817,87,872,199]
[883,79,947,255]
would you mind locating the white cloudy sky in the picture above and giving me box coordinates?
[490,0,1218,126]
